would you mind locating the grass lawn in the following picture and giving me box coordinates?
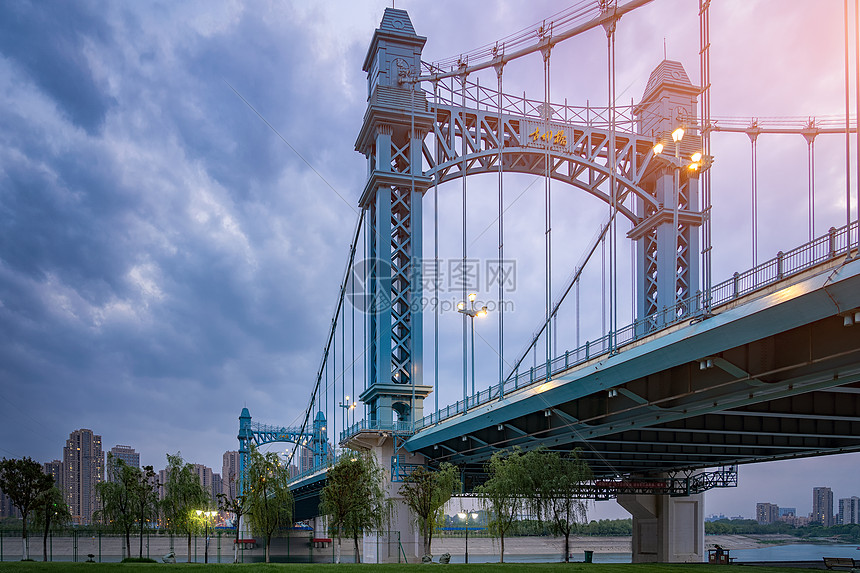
[0,564,820,573]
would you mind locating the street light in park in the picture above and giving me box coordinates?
[457,511,480,564]
[457,293,488,402]
[339,395,357,434]
[195,509,218,563]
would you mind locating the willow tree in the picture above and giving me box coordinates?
[96,458,136,558]
[320,450,389,563]
[475,448,531,563]
[96,456,157,559]
[162,453,209,562]
[527,448,592,562]
[245,447,293,563]
[399,463,460,558]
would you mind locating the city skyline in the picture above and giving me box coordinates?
[1,0,859,523]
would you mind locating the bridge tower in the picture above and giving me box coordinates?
[621,61,706,563]
[632,60,703,328]
[355,8,434,430]
[351,8,436,563]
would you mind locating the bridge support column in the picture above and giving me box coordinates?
[354,434,425,563]
[313,515,328,540]
[617,493,704,563]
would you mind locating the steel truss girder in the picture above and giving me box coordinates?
[424,102,661,224]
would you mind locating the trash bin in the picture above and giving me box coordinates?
[584,550,594,563]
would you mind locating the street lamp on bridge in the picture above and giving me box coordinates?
[458,293,488,403]
[653,127,711,312]
[339,395,357,435]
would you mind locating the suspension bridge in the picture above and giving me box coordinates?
[236,1,860,563]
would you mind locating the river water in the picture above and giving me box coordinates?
[445,543,860,564]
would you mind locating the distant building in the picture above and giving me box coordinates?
[222,451,240,500]
[0,488,20,519]
[300,446,313,474]
[190,463,222,503]
[63,429,105,525]
[43,460,63,489]
[107,445,140,482]
[157,469,168,500]
[782,514,809,527]
[756,502,780,524]
[813,487,834,526]
[838,497,860,525]
[212,473,222,502]
[779,507,796,517]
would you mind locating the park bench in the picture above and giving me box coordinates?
[823,557,858,569]
[312,538,332,548]
[234,539,257,549]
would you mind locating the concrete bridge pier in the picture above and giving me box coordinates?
[313,515,328,540]
[617,492,704,563]
[352,434,425,563]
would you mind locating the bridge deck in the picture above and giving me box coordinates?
[406,255,860,479]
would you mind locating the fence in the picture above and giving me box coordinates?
[0,529,350,563]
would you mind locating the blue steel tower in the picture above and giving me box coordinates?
[356,8,433,428]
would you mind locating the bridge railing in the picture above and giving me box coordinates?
[425,69,644,133]
[709,222,857,307]
[411,220,858,433]
[340,418,415,443]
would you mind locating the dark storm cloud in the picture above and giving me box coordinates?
[0,0,366,467]
[0,0,116,135]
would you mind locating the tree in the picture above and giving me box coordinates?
[0,457,55,560]
[133,465,159,558]
[320,450,389,564]
[217,492,246,563]
[162,453,209,562]
[95,456,136,558]
[399,463,460,558]
[96,457,158,559]
[474,448,530,563]
[32,486,71,561]
[526,448,592,562]
[245,447,294,563]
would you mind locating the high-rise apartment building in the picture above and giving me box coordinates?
[812,487,834,526]
[222,451,240,500]
[756,502,780,524]
[300,446,313,474]
[0,489,20,519]
[107,445,140,482]
[190,463,221,503]
[63,429,105,525]
[839,497,860,525]
[157,469,168,500]
[43,460,63,489]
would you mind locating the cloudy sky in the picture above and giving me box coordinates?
[1,0,858,520]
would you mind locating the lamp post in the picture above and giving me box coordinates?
[457,511,479,564]
[195,509,217,563]
[338,396,357,434]
[457,293,488,403]
[652,129,709,315]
